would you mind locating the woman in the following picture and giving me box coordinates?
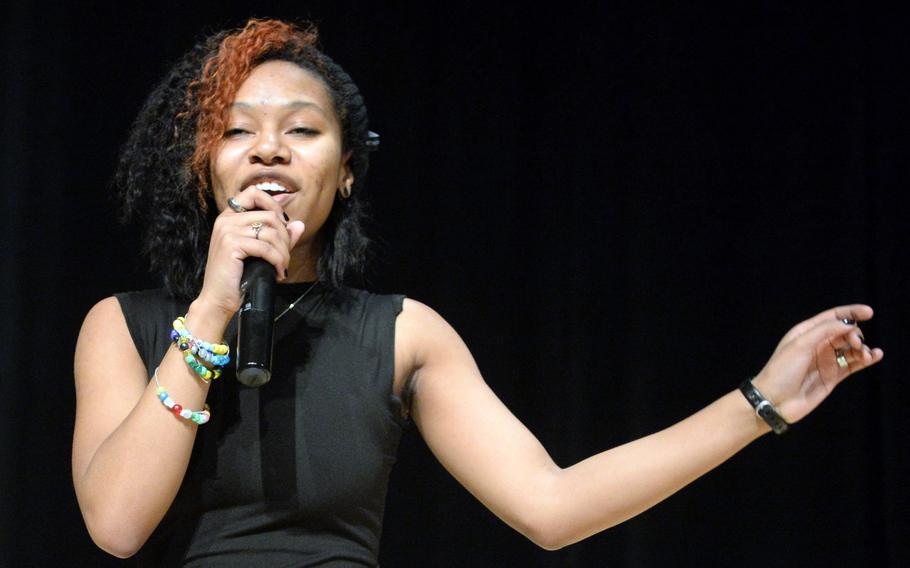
[72,18,883,565]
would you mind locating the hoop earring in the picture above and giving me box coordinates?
[339,184,352,199]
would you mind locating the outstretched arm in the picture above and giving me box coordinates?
[396,300,882,550]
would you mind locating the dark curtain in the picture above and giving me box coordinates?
[2,2,906,566]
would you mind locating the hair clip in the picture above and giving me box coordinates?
[365,130,380,151]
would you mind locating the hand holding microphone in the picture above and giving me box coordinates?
[195,186,305,386]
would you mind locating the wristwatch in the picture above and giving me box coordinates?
[739,378,790,435]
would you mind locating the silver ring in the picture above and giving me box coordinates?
[228,197,247,213]
[835,350,849,369]
[251,222,263,239]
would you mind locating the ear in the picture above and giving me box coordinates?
[338,151,354,197]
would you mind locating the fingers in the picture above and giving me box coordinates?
[795,316,884,379]
[848,326,865,351]
[213,210,292,280]
[798,317,867,350]
[835,344,884,374]
[780,304,874,349]
[825,304,873,324]
[226,185,290,220]
[229,234,291,280]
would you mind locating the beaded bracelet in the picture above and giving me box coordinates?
[153,367,211,425]
[171,316,230,362]
[170,316,230,383]
[182,353,222,383]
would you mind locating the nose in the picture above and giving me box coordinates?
[250,131,290,165]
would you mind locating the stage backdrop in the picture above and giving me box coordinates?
[2,2,907,566]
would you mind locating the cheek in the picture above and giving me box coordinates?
[209,149,236,197]
[298,150,344,187]
[321,145,346,183]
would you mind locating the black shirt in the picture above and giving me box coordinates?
[115,283,406,567]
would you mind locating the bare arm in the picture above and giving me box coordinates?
[72,297,230,557]
[397,300,883,550]
[72,188,303,557]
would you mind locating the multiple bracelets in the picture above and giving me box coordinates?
[154,316,230,425]
[170,316,229,383]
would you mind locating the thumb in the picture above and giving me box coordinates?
[288,220,306,249]
[795,317,857,352]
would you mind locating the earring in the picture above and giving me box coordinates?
[339,184,352,199]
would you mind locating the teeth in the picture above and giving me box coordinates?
[255,182,289,193]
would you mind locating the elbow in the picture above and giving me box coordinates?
[75,478,155,558]
[515,479,573,551]
[86,517,146,559]
[80,504,148,559]
[524,515,573,551]
[89,526,145,558]
[517,472,610,552]
[74,473,166,559]
[524,505,623,551]
[98,541,141,560]
[527,528,568,552]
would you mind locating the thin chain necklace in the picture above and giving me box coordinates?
[274,281,319,322]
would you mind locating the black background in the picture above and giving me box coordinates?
[2,2,907,566]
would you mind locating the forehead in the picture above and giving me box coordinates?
[232,60,335,119]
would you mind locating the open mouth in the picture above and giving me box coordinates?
[255,181,291,197]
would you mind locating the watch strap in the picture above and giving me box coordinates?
[739,378,790,435]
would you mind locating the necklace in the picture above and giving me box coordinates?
[274,281,319,322]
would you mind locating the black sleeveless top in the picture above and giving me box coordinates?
[114,283,407,567]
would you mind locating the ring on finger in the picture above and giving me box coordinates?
[251,222,263,239]
[228,197,247,213]
[835,349,849,369]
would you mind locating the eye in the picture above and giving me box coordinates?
[224,128,250,137]
[289,127,319,136]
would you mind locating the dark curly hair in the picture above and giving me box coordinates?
[115,19,374,300]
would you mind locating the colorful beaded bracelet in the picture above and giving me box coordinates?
[171,317,230,362]
[183,352,222,383]
[170,316,229,383]
[152,367,211,425]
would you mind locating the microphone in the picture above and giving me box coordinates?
[236,258,275,387]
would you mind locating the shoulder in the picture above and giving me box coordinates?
[80,296,126,331]
[395,298,470,375]
[353,294,465,404]
[78,289,172,351]
[75,295,143,376]
[397,297,449,336]
[85,288,186,371]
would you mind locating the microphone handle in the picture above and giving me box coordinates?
[236,258,275,387]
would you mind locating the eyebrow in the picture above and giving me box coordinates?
[231,100,329,118]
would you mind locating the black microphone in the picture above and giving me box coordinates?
[236,258,275,387]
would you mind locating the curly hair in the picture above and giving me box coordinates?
[115,18,374,300]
